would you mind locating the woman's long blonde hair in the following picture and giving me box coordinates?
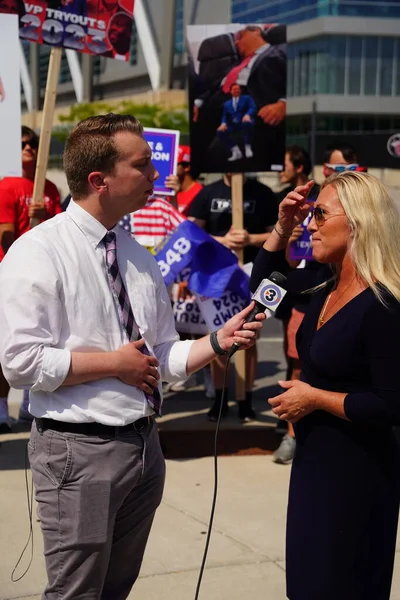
[322,171,400,303]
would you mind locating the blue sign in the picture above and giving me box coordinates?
[143,128,180,196]
[154,220,251,301]
[289,212,314,261]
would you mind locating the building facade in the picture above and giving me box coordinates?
[23,0,400,172]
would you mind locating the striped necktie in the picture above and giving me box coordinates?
[102,231,161,415]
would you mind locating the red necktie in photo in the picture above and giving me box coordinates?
[222,54,255,94]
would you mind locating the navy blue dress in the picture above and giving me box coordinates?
[250,249,400,600]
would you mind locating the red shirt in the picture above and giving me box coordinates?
[177,182,203,216]
[0,177,62,261]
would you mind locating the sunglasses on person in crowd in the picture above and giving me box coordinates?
[22,139,39,150]
[324,163,359,172]
[310,206,346,226]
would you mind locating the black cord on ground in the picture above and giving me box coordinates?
[194,353,231,600]
[11,442,34,582]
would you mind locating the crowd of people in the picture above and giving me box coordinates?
[0,116,399,600]
[0,125,376,440]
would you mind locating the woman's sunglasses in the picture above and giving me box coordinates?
[324,163,358,172]
[310,206,346,226]
[22,139,39,150]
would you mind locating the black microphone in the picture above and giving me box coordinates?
[228,271,287,358]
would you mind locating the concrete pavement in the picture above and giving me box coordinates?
[2,449,400,600]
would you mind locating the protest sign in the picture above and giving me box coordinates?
[154,220,250,300]
[0,0,135,61]
[187,23,286,174]
[171,285,208,335]
[195,290,273,332]
[143,128,180,196]
[0,14,22,177]
[195,291,248,332]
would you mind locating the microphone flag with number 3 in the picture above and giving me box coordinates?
[154,220,251,301]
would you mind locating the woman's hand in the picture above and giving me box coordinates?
[277,181,315,237]
[217,301,266,352]
[268,379,317,423]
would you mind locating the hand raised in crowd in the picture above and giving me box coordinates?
[277,180,314,237]
[216,301,266,353]
[165,174,180,193]
[289,224,304,244]
[222,226,250,250]
[258,100,286,126]
[116,339,160,394]
[268,379,316,423]
[176,281,193,301]
[28,202,48,220]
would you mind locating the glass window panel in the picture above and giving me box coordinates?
[348,36,362,95]
[345,117,361,132]
[299,43,310,95]
[376,117,391,131]
[129,21,138,66]
[317,116,329,131]
[395,39,400,95]
[287,52,294,97]
[329,36,346,93]
[316,37,329,94]
[364,37,378,95]
[380,37,394,96]
[175,0,184,53]
[231,0,400,24]
[361,117,375,131]
[330,117,344,132]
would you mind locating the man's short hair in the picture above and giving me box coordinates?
[63,113,143,200]
[21,125,39,144]
[324,143,358,164]
[286,145,312,177]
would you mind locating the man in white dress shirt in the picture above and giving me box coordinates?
[0,114,263,599]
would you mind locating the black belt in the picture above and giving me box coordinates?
[35,416,153,436]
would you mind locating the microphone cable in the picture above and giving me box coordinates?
[11,442,35,582]
[194,352,231,600]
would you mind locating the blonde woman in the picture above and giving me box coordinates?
[250,172,400,600]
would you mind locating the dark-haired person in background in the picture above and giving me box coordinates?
[0,114,264,599]
[0,125,61,432]
[323,142,366,177]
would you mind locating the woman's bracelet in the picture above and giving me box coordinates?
[273,224,290,240]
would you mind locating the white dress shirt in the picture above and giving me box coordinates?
[236,44,270,87]
[0,200,194,425]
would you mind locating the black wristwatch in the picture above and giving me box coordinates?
[210,330,228,356]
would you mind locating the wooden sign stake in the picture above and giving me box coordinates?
[30,46,62,228]
[231,172,246,402]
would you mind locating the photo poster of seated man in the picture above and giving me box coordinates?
[187,23,287,174]
[0,14,22,178]
[0,0,135,61]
